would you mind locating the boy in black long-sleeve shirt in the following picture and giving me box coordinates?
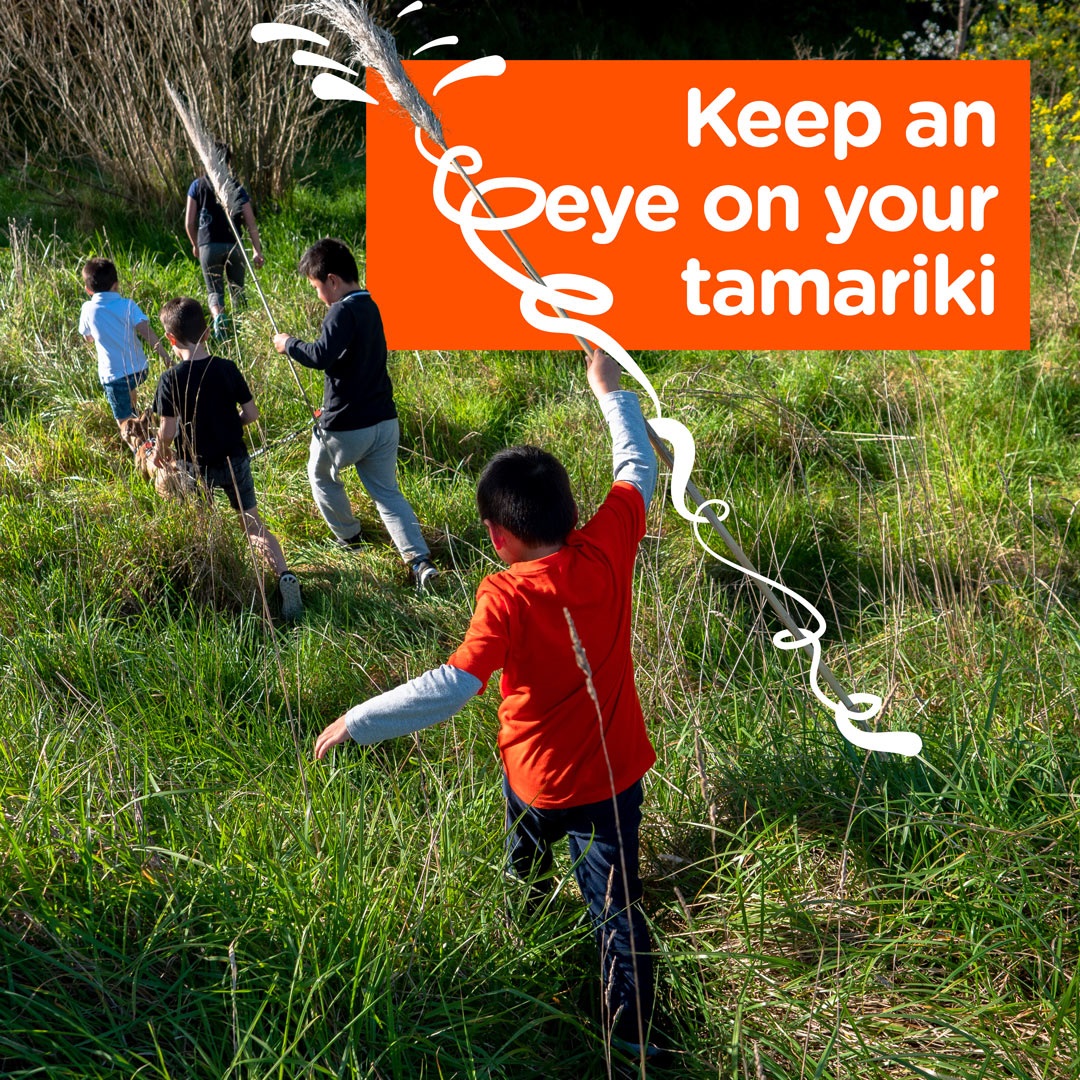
[273,238,436,589]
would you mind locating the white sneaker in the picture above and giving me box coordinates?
[410,558,439,591]
[278,572,304,620]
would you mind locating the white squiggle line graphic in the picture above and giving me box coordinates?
[249,10,921,758]
[433,55,507,96]
[415,36,459,54]
[419,134,922,758]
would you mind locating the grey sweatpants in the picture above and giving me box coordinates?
[307,418,429,563]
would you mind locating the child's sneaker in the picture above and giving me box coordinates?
[333,531,365,550]
[410,558,439,591]
[278,572,304,621]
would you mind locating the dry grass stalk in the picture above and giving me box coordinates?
[0,0,334,204]
[166,79,281,332]
[165,83,244,217]
[564,606,648,1075]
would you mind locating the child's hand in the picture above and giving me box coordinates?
[272,333,290,354]
[151,443,173,470]
[585,347,622,397]
[314,715,352,759]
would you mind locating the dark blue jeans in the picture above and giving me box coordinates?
[199,241,245,312]
[503,775,654,1043]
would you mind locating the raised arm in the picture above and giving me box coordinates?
[586,348,657,510]
[314,664,482,758]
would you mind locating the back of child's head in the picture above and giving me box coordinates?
[298,238,359,283]
[160,296,207,347]
[214,141,233,167]
[82,257,117,294]
[477,445,577,547]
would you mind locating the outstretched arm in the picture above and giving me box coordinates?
[586,348,657,510]
[272,300,351,367]
[314,664,482,758]
[136,321,173,367]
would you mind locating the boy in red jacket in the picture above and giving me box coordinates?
[315,348,658,1054]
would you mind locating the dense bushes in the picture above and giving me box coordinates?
[0,0,376,206]
[968,1,1080,224]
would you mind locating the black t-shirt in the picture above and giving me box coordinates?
[188,177,251,247]
[154,354,251,467]
[284,291,397,431]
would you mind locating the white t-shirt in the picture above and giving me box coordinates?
[78,290,150,383]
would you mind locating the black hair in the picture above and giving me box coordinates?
[160,296,207,346]
[297,237,359,283]
[82,257,117,293]
[476,445,577,547]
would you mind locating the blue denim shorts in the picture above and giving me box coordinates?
[101,368,148,420]
[200,453,257,512]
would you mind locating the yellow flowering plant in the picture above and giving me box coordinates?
[966,1,1080,221]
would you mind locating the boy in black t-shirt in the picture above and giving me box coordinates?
[154,297,302,620]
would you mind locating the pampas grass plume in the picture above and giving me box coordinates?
[165,81,245,216]
[293,0,445,147]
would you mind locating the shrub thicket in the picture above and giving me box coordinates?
[968,2,1080,224]
[0,0,388,205]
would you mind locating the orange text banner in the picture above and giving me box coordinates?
[367,60,1029,350]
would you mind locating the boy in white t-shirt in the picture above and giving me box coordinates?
[78,257,172,449]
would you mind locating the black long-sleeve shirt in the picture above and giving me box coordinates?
[284,290,397,431]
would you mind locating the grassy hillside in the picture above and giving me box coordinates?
[0,151,1077,1080]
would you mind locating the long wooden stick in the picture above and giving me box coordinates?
[214,207,325,430]
[167,81,323,430]
[449,160,867,721]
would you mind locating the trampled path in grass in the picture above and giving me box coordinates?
[0,169,1077,1078]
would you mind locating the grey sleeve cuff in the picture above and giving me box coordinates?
[599,390,658,510]
[343,664,482,745]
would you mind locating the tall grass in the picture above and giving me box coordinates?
[0,177,1077,1079]
[0,0,358,205]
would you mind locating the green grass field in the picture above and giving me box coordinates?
[0,155,1077,1079]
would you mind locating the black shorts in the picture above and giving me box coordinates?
[200,453,257,512]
